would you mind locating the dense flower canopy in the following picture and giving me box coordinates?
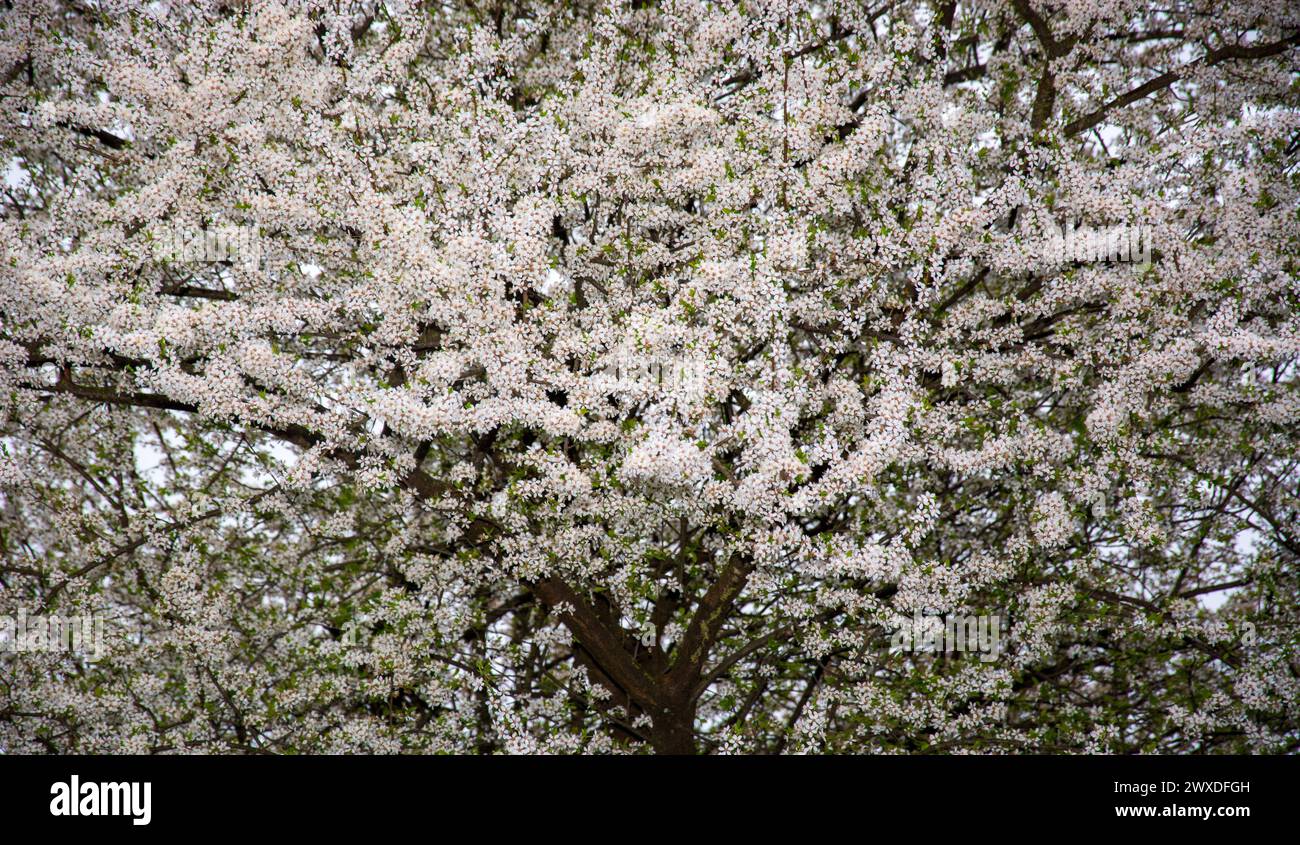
[1,0,1298,754]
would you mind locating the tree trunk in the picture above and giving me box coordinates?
[650,707,697,755]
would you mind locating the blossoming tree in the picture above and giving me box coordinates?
[1,0,1298,754]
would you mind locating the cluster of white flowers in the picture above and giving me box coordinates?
[1030,492,1074,549]
[0,0,1296,755]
